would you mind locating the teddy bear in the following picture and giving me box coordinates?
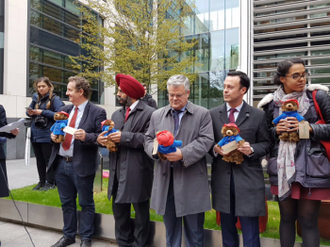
[272,99,305,142]
[156,130,182,161]
[217,123,245,165]
[101,119,119,152]
[50,111,69,143]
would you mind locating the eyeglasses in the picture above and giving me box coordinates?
[285,73,309,81]
[168,93,185,99]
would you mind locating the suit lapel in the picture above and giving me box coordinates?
[78,102,90,128]
[218,104,229,126]
[235,101,250,127]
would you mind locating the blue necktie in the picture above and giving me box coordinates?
[173,110,183,136]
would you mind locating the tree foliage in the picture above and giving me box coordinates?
[71,0,199,91]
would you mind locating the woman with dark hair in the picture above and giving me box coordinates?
[258,58,330,247]
[26,77,64,191]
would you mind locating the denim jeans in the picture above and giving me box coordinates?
[55,158,95,240]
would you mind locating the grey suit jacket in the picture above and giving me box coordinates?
[145,101,214,217]
[210,101,271,216]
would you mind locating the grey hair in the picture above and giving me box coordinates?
[167,75,190,91]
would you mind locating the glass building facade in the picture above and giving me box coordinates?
[29,0,104,103]
[157,0,240,109]
[253,0,330,106]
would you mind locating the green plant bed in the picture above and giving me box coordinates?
[5,179,330,246]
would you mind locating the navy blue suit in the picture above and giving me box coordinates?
[48,102,106,240]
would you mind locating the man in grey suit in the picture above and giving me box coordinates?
[210,71,271,247]
[97,74,154,247]
[145,75,214,247]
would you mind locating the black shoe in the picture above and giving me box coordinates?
[32,182,45,190]
[80,239,92,247]
[40,182,56,191]
[51,236,75,247]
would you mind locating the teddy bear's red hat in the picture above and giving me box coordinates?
[223,123,240,133]
[282,99,299,108]
[59,111,69,118]
[156,130,174,146]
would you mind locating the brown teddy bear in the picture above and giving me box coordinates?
[217,123,245,165]
[101,119,119,152]
[50,111,69,143]
[272,99,305,142]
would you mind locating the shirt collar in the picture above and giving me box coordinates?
[128,99,139,112]
[75,100,88,112]
[226,102,243,113]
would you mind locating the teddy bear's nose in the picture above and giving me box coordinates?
[287,103,293,109]
[226,130,233,136]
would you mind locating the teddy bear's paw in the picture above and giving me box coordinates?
[158,152,167,161]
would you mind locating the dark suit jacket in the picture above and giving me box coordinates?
[48,102,106,177]
[108,100,155,203]
[0,105,16,198]
[210,101,271,217]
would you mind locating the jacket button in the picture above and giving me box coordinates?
[227,171,230,175]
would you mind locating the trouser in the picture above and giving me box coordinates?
[32,142,55,184]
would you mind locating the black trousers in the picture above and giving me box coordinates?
[32,142,55,184]
[112,178,150,247]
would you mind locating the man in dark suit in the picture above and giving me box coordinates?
[97,74,154,247]
[49,76,106,247]
[210,71,271,247]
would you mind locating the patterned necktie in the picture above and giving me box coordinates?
[124,107,131,122]
[229,108,237,123]
[173,110,183,136]
[62,107,78,151]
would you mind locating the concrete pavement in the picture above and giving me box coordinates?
[1,158,117,247]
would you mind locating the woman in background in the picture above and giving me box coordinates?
[26,77,63,191]
[258,58,330,247]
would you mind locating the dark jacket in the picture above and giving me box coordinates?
[0,105,17,198]
[108,100,155,203]
[26,93,64,143]
[261,87,330,189]
[48,102,106,177]
[141,93,157,109]
[209,101,271,217]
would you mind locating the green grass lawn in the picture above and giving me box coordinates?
[5,178,330,246]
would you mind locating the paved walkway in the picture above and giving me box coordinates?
[1,158,117,247]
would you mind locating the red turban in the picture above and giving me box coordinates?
[116,74,145,99]
[156,130,174,147]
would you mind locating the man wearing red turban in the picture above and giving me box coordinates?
[97,74,155,247]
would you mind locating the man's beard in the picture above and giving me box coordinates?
[117,96,133,107]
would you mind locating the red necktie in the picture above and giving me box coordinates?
[62,107,78,151]
[124,107,131,122]
[229,108,237,123]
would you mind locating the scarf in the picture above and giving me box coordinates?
[273,86,310,200]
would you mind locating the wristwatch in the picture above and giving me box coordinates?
[248,146,255,158]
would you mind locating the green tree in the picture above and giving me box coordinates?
[71,0,199,91]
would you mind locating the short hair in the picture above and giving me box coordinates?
[34,76,54,102]
[227,71,250,93]
[68,76,91,99]
[167,75,190,91]
[274,58,305,85]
